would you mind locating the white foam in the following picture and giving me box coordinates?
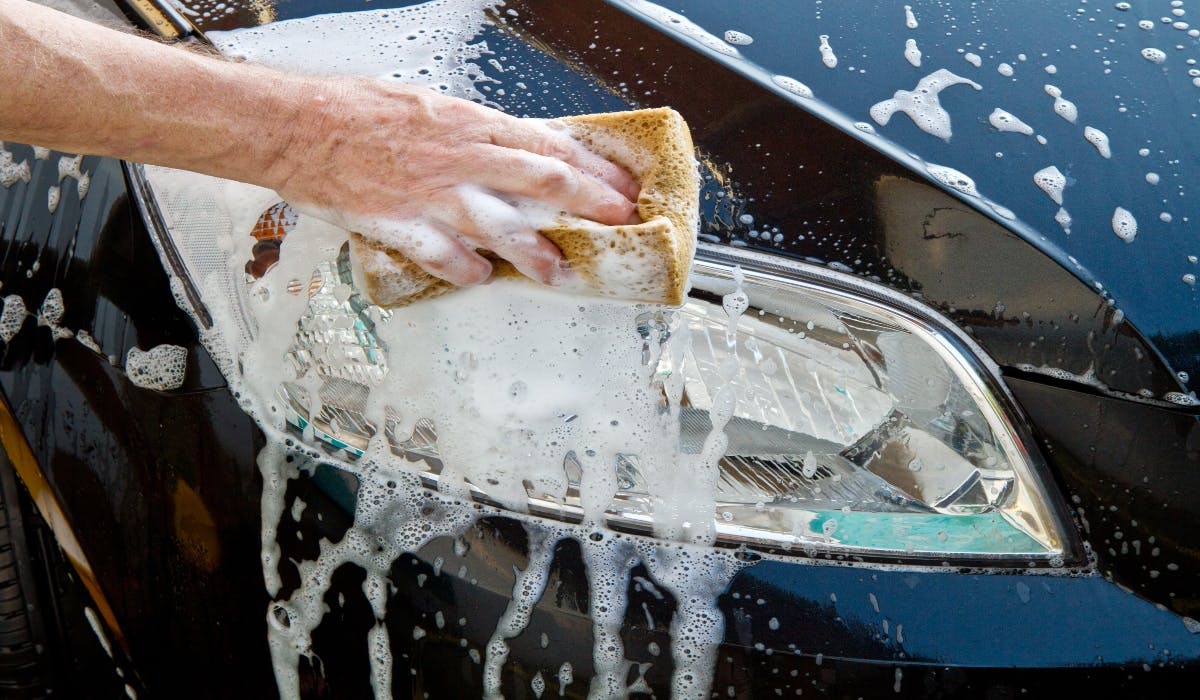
[76,329,102,354]
[0,146,31,188]
[1083,127,1112,158]
[1141,47,1168,63]
[1033,166,1066,205]
[1055,207,1072,234]
[48,185,61,214]
[965,52,982,68]
[1112,207,1138,242]
[38,288,65,327]
[870,69,982,141]
[483,526,556,699]
[209,1,501,100]
[32,146,50,160]
[818,35,838,68]
[904,39,922,67]
[58,154,83,182]
[622,0,740,57]
[558,662,573,695]
[154,5,774,698]
[771,74,813,98]
[0,295,26,342]
[124,344,188,391]
[1044,84,1078,123]
[989,108,1034,135]
[904,4,918,29]
[997,62,1014,77]
[1146,172,1160,184]
[723,30,753,46]
[926,163,979,197]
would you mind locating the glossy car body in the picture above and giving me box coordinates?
[1,0,1198,697]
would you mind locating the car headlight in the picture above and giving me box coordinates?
[131,166,1071,565]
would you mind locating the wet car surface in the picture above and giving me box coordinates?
[1,0,1199,698]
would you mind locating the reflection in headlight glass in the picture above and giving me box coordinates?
[275,241,1064,561]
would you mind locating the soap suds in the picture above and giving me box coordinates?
[904,39,922,67]
[124,344,188,391]
[153,5,760,689]
[904,4,918,29]
[989,108,1034,135]
[57,153,83,182]
[771,74,814,98]
[1033,166,1066,205]
[1141,47,1167,63]
[1055,207,1072,235]
[0,146,31,188]
[723,30,753,46]
[818,35,838,68]
[0,295,27,342]
[1044,84,1079,123]
[925,163,979,197]
[621,0,740,57]
[1082,126,1111,159]
[1112,207,1138,242]
[870,69,982,141]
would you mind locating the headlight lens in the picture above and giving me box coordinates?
[134,167,1069,564]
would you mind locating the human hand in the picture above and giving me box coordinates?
[265,78,639,287]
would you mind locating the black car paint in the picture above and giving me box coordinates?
[0,0,1198,696]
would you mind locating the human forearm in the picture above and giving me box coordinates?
[0,0,300,186]
[1,0,640,287]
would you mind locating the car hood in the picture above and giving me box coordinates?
[605,0,1199,383]
[194,0,1199,387]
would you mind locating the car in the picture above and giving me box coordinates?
[1,0,1199,698]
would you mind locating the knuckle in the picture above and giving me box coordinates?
[534,162,577,198]
[539,134,576,162]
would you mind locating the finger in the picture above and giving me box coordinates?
[363,218,493,287]
[467,145,637,226]
[433,187,569,286]
[490,118,641,202]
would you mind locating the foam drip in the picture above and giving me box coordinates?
[145,4,763,696]
[482,526,558,700]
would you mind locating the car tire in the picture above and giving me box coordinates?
[0,453,130,699]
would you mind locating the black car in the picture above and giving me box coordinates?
[1,0,1199,698]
